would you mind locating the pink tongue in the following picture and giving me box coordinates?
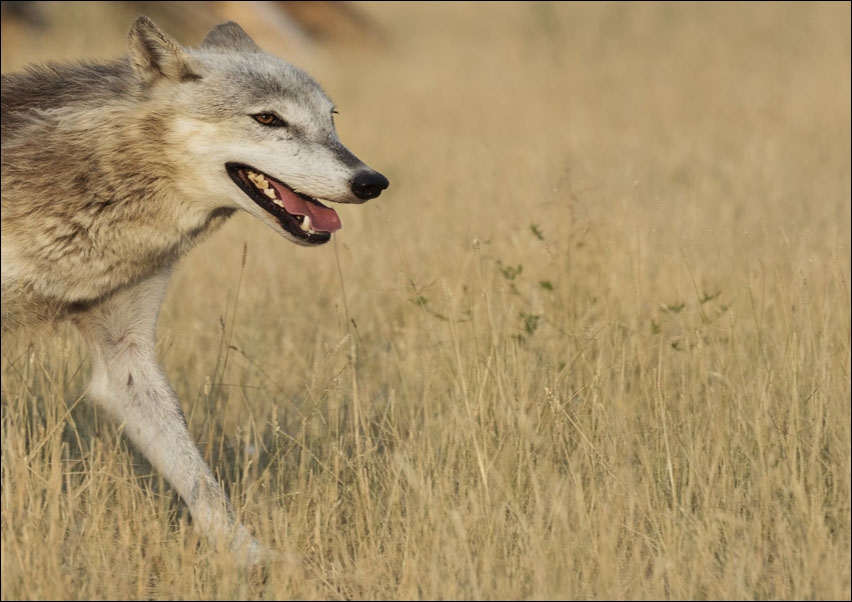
[268,179,341,233]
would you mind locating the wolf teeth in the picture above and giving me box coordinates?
[247,170,281,205]
[300,215,314,233]
[247,169,290,215]
[247,170,270,190]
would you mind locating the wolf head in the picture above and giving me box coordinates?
[128,17,388,246]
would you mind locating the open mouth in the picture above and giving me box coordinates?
[226,162,341,244]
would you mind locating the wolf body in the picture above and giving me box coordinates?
[1,17,388,562]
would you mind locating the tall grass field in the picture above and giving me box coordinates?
[2,2,850,599]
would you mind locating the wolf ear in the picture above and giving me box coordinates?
[202,22,262,53]
[128,16,201,83]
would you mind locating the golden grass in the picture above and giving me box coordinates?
[2,2,850,599]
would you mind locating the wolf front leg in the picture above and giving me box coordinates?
[73,269,268,564]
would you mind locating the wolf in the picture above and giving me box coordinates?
[1,16,388,563]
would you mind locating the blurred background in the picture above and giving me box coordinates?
[1,1,381,68]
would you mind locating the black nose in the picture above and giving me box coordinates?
[351,170,389,200]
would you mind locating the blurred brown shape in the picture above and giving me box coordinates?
[1,1,382,71]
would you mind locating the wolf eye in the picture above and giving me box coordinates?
[253,113,287,127]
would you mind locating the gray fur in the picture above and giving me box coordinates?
[202,21,264,53]
[1,16,388,564]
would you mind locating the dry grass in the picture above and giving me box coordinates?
[2,2,850,599]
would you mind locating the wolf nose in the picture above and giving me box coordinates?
[351,170,389,200]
